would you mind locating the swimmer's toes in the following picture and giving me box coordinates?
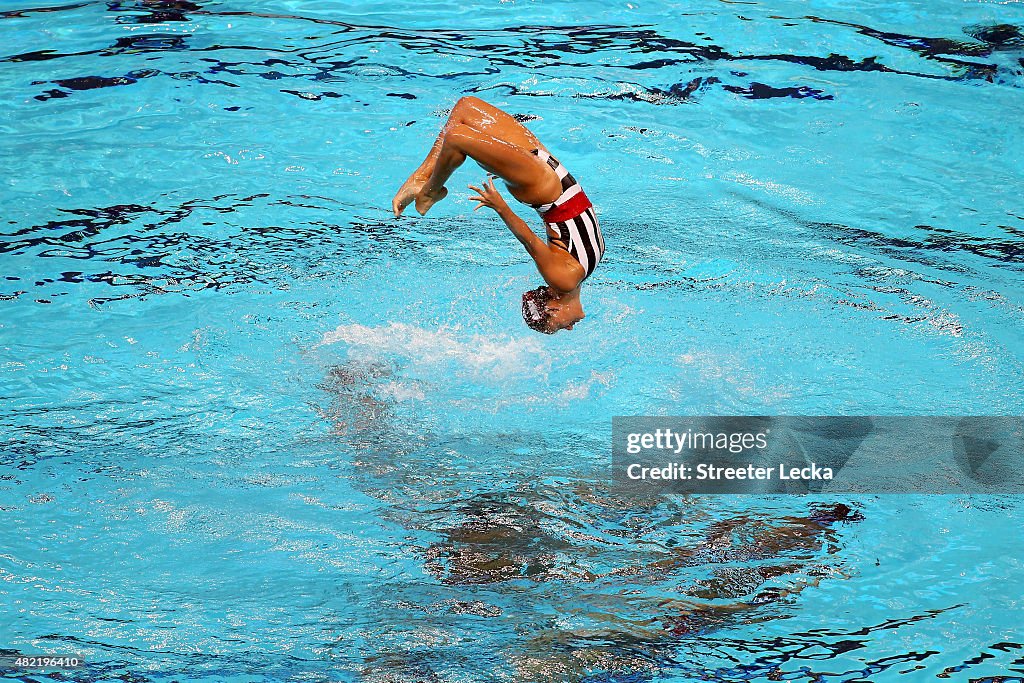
[393,196,412,218]
[393,179,425,218]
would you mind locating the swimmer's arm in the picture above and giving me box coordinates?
[468,180,546,256]
[498,208,547,255]
[494,207,580,289]
[469,180,580,290]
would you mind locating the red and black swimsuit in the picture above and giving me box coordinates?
[529,148,605,279]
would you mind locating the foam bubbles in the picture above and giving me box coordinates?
[317,322,551,380]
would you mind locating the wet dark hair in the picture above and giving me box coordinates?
[521,286,555,334]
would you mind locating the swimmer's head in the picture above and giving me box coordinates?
[522,286,585,333]
[522,286,555,334]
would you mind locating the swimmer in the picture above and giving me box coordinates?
[392,96,605,333]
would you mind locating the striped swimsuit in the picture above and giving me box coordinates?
[529,148,605,279]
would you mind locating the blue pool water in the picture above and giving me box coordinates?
[2,0,1024,681]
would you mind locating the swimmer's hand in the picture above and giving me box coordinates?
[468,178,510,214]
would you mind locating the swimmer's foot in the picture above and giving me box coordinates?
[392,174,428,218]
[415,185,447,216]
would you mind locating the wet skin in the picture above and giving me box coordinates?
[392,96,590,331]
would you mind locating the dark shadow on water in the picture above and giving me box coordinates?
[0,194,436,306]
[7,9,1022,104]
[302,367,1024,682]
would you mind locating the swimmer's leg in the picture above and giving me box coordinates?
[411,125,532,215]
[449,96,546,152]
[392,96,546,217]
[415,125,550,215]
[392,132,447,218]
[394,98,488,217]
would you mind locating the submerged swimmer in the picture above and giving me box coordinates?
[392,96,605,333]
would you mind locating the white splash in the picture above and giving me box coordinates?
[317,322,550,379]
[555,370,615,404]
[377,381,427,402]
